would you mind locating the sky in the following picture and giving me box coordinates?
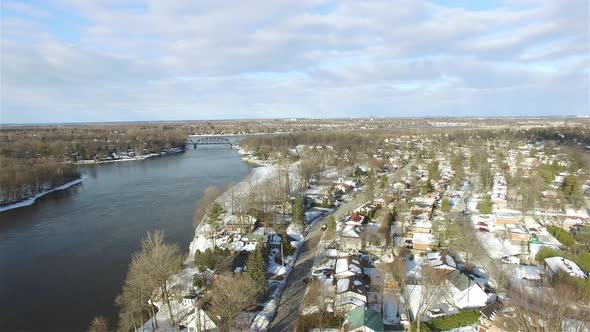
[1,0,589,124]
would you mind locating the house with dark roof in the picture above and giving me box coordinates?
[342,305,384,332]
[335,276,368,313]
[426,252,457,272]
[478,300,511,332]
[446,270,488,309]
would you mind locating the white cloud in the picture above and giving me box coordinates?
[1,0,589,123]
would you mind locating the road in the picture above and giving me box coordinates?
[269,162,414,331]
[269,196,364,331]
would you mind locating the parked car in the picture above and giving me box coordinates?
[427,308,445,319]
[501,255,520,264]
[321,224,327,231]
[311,269,324,278]
[400,313,409,326]
[477,222,488,227]
[478,227,490,232]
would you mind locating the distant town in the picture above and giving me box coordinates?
[85,118,588,332]
[1,118,589,332]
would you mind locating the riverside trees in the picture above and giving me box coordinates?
[0,123,189,205]
[116,230,183,331]
[0,158,80,204]
[208,274,260,331]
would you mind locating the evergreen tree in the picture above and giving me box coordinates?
[292,195,305,226]
[281,232,295,256]
[561,174,584,209]
[326,215,337,239]
[207,202,224,223]
[441,198,451,213]
[421,177,434,194]
[477,195,493,214]
[365,172,376,200]
[247,241,268,292]
[428,161,440,181]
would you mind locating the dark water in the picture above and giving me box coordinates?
[0,146,250,332]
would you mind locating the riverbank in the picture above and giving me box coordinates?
[0,175,88,213]
[75,147,184,165]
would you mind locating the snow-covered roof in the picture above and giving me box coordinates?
[337,276,367,294]
[412,232,435,244]
[426,252,457,270]
[341,225,361,238]
[544,257,587,279]
[411,221,432,229]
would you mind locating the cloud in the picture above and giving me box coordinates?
[1,0,588,123]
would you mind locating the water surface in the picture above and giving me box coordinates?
[0,146,250,332]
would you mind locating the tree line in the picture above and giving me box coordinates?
[0,124,190,205]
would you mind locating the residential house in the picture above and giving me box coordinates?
[426,252,457,272]
[335,276,368,313]
[224,214,257,233]
[182,301,219,332]
[494,213,519,225]
[446,270,488,309]
[412,233,436,251]
[410,220,433,234]
[339,224,363,250]
[478,301,511,332]
[335,256,364,279]
[507,226,531,243]
[544,257,588,279]
[342,305,385,332]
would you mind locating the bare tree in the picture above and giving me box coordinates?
[508,278,590,331]
[87,316,109,332]
[193,186,224,227]
[447,221,484,269]
[298,157,321,188]
[116,282,148,332]
[131,231,183,328]
[410,266,449,332]
[208,273,260,331]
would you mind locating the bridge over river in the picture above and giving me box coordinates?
[185,136,238,148]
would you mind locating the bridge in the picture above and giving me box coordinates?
[185,137,233,148]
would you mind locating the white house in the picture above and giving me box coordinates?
[335,276,368,313]
[182,306,219,332]
[426,252,457,272]
[544,257,588,279]
[446,270,489,309]
[335,256,363,278]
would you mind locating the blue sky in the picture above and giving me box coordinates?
[1,0,589,123]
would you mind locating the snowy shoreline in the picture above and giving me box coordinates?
[0,175,89,213]
[75,148,184,165]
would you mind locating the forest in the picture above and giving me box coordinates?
[0,123,190,205]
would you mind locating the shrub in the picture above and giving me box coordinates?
[547,225,575,247]
[535,247,590,274]
[296,312,341,332]
[476,195,493,214]
[441,198,451,213]
[426,310,481,331]
[575,252,590,273]
[535,247,571,263]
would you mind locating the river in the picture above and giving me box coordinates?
[0,144,251,332]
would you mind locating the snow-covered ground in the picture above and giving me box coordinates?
[476,231,525,259]
[76,153,158,164]
[382,292,400,325]
[0,175,88,213]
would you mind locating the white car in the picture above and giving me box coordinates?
[501,255,520,264]
[427,308,445,319]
